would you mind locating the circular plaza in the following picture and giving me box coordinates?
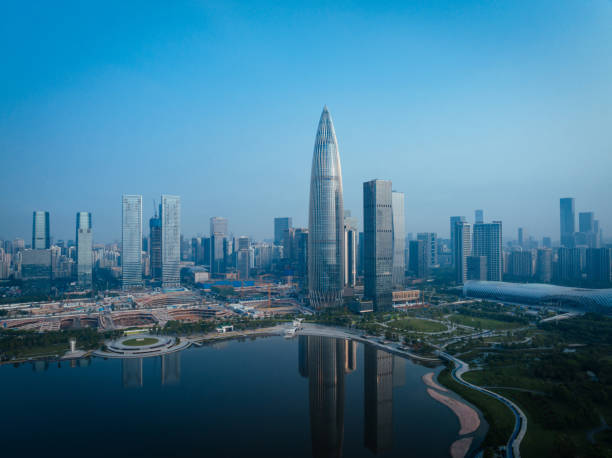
[93,334,191,359]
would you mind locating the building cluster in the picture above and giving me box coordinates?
[2,108,610,305]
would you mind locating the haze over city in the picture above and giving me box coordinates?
[2,1,612,242]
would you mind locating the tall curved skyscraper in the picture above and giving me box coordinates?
[308,106,345,309]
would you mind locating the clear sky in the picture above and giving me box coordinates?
[1,1,611,244]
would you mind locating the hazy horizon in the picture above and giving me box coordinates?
[2,1,611,243]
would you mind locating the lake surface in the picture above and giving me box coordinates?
[0,336,487,457]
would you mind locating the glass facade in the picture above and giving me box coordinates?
[122,195,142,289]
[472,221,503,281]
[364,180,393,311]
[161,195,181,288]
[308,106,344,309]
[32,211,50,249]
[76,211,92,288]
[391,191,405,288]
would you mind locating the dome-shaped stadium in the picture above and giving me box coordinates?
[463,281,612,314]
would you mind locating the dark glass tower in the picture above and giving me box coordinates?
[308,106,344,309]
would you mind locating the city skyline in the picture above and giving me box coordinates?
[1,2,611,242]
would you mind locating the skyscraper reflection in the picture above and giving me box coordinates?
[122,358,143,388]
[299,335,348,458]
[364,345,394,454]
[161,352,181,386]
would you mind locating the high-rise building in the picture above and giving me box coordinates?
[474,209,484,224]
[536,248,552,283]
[472,221,503,281]
[554,247,582,282]
[308,106,344,309]
[453,222,471,283]
[32,211,50,250]
[274,217,293,246]
[560,198,575,248]
[417,233,438,268]
[363,180,393,311]
[122,195,143,290]
[344,220,357,288]
[21,249,52,292]
[75,212,92,288]
[542,237,552,249]
[236,236,250,280]
[161,195,180,288]
[450,216,466,268]
[408,240,427,279]
[391,191,405,288]
[517,228,525,247]
[586,248,611,285]
[579,212,594,233]
[466,255,487,281]
[210,217,228,274]
[507,250,533,279]
[149,206,162,280]
[293,228,309,287]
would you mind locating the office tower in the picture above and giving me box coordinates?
[579,212,594,233]
[121,195,143,290]
[32,211,50,249]
[364,345,394,454]
[475,209,484,224]
[293,228,309,287]
[210,217,228,274]
[308,106,345,309]
[507,250,533,279]
[236,236,250,280]
[450,216,466,268]
[161,195,180,288]
[191,237,204,265]
[542,237,552,249]
[282,227,295,261]
[472,221,503,281]
[453,222,471,283]
[149,207,162,280]
[344,223,357,288]
[408,240,427,278]
[274,217,293,246]
[417,232,438,268]
[518,228,525,247]
[586,248,611,285]
[75,212,93,288]
[300,336,347,458]
[536,248,552,283]
[555,247,582,282]
[363,180,393,311]
[466,255,487,281]
[391,191,405,288]
[358,232,364,276]
[21,249,52,292]
[560,197,575,248]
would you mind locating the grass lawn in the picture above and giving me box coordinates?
[388,318,446,333]
[6,342,69,359]
[437,368,515,451]
[122,337,159,346]
[449,314,522,330]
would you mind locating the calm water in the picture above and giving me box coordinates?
[0,336,486,457]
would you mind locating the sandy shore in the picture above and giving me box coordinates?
[450,437,473,458]
[427,388,480,435]
[422,371,449,392]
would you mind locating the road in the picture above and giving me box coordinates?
[438,351,527,458]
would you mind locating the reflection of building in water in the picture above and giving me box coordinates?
[364,345,394,454]
[299,335,348,458]
[161,352,181,385]
[344,340,357,373]
[392,355,406,388]
[122,358,143,388]
[32,360,48,372]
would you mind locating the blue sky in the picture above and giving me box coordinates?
[1,1,611,243]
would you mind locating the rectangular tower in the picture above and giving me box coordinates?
[210,217,228,274]
[391,191,405,288]
[363,180,393,311]
[472,221,503,281]
[76,212,92,288]
[453,222,471,283]
[32,211,50,249]
[450,216,466,268]
[161,195,181,288]
[149,206,162,280]
[274,217,293,246]
[560,198,575,248]
[122,195,143,290]
[417,232,438,268]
